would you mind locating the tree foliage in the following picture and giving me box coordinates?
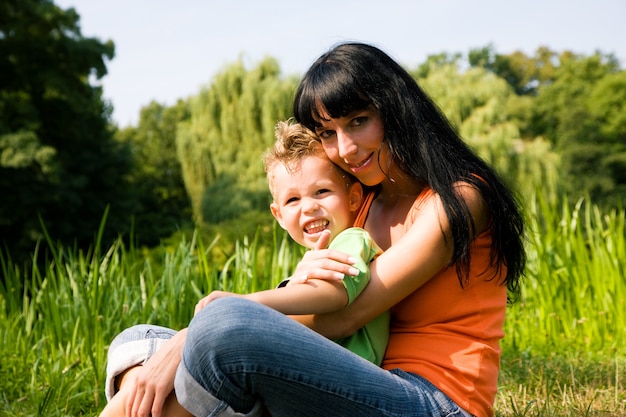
[418,62,560,201]
[0,0,136,260]
[469,44,570,95]
[467,46,625,207]
[3,1,625,260]
[176,58,298,224]
[115,100,192,245]
[531,53,626,206]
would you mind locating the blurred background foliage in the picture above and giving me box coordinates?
[1,0,625,266]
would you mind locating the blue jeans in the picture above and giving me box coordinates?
[107,298,472,417]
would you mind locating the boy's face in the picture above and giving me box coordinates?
[270,154,363,249]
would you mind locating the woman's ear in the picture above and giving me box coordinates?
[270,203,286,229]
[348,182,364,212]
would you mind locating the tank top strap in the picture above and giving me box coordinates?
[353,189,377,228]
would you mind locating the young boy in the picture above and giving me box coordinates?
[195,119,389,365]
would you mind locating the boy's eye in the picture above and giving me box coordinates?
[285,197,299,204]
[316,188,331,195]
[317,129,334,140]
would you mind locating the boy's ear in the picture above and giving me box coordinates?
[270,202,286,229]
[348,182,364,212]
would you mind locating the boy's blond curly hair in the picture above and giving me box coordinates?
[264,119,355,197]
[263,119,324,175]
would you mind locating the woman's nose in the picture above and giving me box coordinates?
[337,130,358,159]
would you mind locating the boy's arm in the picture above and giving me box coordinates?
[195,229,376,316]
[195,279,348,316]
[243,229,375,313]
[244,279,348,314]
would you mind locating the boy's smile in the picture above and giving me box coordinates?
[269,154,362,249]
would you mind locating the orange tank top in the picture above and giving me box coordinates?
[356,188,506,417]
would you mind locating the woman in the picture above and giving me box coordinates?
[104,42,525,417]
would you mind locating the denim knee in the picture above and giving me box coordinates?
[105,324,177,401]
[180,298,273,413]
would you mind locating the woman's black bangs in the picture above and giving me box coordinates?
[296,65,371,130]
[315,74,370,120]
[294,83,319,131]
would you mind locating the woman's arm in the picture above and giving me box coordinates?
[293,185,488,339]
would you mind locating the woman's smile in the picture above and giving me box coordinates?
[345,151,374,173]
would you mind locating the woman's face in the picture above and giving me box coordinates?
[314,106,390,187]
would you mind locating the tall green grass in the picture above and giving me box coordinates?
[0,194,624,415]
[504,194,626,355]
[0,221,302,415]
[497,194,626,415]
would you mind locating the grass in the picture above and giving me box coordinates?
[506,195,625,353]
[496,351,625,416]
[0,193,624,416]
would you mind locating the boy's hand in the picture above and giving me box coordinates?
[289,229,358,285]
[194,291,238,315]
[288,229,332,285]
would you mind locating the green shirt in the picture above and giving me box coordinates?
[329,227,389,365]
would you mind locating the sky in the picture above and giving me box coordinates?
[56,0,626,127]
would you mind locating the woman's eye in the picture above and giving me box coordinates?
[352,116,367,126]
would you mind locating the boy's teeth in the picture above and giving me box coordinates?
[305,220,329,234]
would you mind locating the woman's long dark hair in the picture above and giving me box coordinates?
[294,42,525,300]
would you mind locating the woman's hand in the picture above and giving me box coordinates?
[125,329,187,417]
[195,291,239,315]
[289,230,359,285]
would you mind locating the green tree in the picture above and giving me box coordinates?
[470,45,570,96]
[533,52,625,206]
[115,100,192,245]
[418,62,560,200]
[468,45,626,206]
[176,58,298,224]
[0,0,135,260]
[413,51,462,79]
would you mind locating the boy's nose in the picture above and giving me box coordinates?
[302,198,319,213]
